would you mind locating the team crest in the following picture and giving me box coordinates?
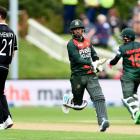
[75,21,79,26]
[76,84,81,89]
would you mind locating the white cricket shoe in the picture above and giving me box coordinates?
[99,118,109,132]
[72,100,88,110]
[4,116,13,129]
[62,94,72,114]
[0,123,5,130]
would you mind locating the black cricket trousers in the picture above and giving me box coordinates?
[0,68,10,123]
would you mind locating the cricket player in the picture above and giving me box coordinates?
[0,6,18,130]
[108,28,140,124]
[62,19,109,132]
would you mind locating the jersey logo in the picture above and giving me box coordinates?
[73,38,91,59]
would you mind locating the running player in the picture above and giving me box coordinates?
[108,28,140,124]
[62,19,109,132]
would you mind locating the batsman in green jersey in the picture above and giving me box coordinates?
[109,28,140,124]
[62,19,109,132]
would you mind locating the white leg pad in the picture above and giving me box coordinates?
[122,97,139,119]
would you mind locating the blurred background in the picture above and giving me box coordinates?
[1,0,140,107]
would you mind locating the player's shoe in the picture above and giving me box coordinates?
[4,115,13,129]
[63,99,88,110]
[134,111,140,124]
[72,100,88,110]
[62,94,88,113]
[100,118,109,132]
[0,123,5,130]
[62,94,71,114]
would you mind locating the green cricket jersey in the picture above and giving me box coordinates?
[110,41,140,80]
[67,37,99,76]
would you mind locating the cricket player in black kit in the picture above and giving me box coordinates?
[0,6,17,130]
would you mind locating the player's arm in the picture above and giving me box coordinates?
[109,49,122,65]
[90,44,99,61]
[110,55,120,65]
[12,35,18,58]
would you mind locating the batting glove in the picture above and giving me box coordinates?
[92,58,107,72]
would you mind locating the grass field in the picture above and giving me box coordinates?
[17,39,70,79]
[0,106,140,140]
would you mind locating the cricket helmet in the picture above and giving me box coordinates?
[70,19,84,30]
[121,28,135,41]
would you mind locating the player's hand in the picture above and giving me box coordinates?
[96,65,103,72]
[92,59,106,72]
[92,61,98,71]
[92,58,107,72]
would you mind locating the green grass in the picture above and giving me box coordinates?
[11,106,131,124]
[0,107,139,140]
[18,39,70,79]
[0,130,140,140]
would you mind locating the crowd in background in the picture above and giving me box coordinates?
[131,0,140,41]
[61,0,140,79]
[62,0,140,49]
